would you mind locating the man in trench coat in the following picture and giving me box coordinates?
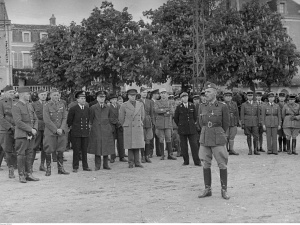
[87,91,115,170]
[119,89,145,168]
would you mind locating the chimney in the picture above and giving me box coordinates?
[49,14,56,26]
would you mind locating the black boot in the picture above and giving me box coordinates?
[247,136,252,155]
[283,138,287,152]
[57,152,69,175]
[26,155,39,181]
[17,155,27,183]
[287,140,292,155]
[220,169,230,200]
[198,168,212,198]
[278,137,283,152]
[145,144,152,163]
[141,148,146,163]
[39,150,46,171]
[45,154,51,176]
[167,142,176,160]
[292,139,298,155]
[160,143,165,160]
[253,140,260,155]
[103,156,111,170]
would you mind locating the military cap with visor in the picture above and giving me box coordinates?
[75,91,86,99]
[180,92,189,98]
[96,91,107,97]
[127,89,138,95]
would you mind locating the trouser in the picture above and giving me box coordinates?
[32,130,45,165]
[150,126,162,156]
[95,155,109,169]
[15,137,35,176]
[0,132,17,168]
[172,129,181,156]
[156,128,171,156]
[43,134,67,154]
[266,127,278,154]
[226,126,237,150]
[71,136,89,169]
[111,127,125,160]
[128,149,141,166]
[244,126,259,150]
[278,126,287,151]
[283,128,299,140]
[199,145,228,169]
[180,133,200,165]
[258,125,264,148]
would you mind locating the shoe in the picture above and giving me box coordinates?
[254,151,260,155]
[274,153,278,155]
[73,169,78,173]
[259,148,265,152]
[120,158,128,162]
[129,164,134,168]
[198,187,212,198]
[167,155,177,160]
[83,168,92,171]
[39,164,46,172]
[135,164,144,168]
[95,167,100,171]
[182,163,189,166]
[110,159,115,163]
[267,151,272,154]
[194,163,202,167]
[221,189,230,200]
[19,176,27,183]
[160,156,165,160]
[58,169,70,175]
[145,157,152,163]
[103,166,111,170]
[26,174,40,181]
[228,150,239,155]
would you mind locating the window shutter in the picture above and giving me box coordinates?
[18,53,23,68]
[13,53,18,68]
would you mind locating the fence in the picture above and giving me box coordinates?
[13,85,52,92]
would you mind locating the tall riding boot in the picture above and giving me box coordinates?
[292,139,298,155]
[220,169,230,200]
[57,152,69,175]
[167,142,176,160]
[141,148,146,163]
[247,136,252,155]
[7,153,15,178]
[160,143,165,160]
[198,168,212,198]
[145,144,152,163]
[39,150,46,171]
[283,138,287,152]
[17,155,27,183]
[278,137,283,152]
[45,154,51,176]
[287,140,291,155]
[253,139,260,155]
[26,154,39,181]
[228,140,239,155]
[103,156,111,170]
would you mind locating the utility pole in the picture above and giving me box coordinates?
[192,0,206,94]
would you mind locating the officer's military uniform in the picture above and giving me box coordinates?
[172,95,181,157]
[197,82,230,200]
[150,89,162,157]
[282,94,300,155]
[43,89,69,176]
[261,92,281,155]
[174,92,201,166]
[256,91,266,152]
[240,91,260,155]
[224,90,239,155]
[154,88,176,160]
[12,87,39,183]
[277,92,287,152]
[0,86,17,178]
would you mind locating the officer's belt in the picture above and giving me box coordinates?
[203,122,221,128]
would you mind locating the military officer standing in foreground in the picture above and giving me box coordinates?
[197,82,230,200]
[223,90,239,155]
[256,91,266,152]
[241,91,260,155]
[43,88,69,176]
[277,92,287,152]
[119,89,145,168]
[67,91,92,172]
[261,92,281,155]
[32,89,47,171]
[282,94,300,155]
[0,85,17,178]
[12,87,39,183]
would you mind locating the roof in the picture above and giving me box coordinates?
[293,0,300,5]
[12,24,50,30]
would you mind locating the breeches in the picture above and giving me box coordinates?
[283,128,299,139]
[156,128,172,143]
[43,135,67,154]
[199,145,228,170]
[226,126,237,141]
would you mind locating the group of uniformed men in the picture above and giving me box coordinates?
[0,82,298,200]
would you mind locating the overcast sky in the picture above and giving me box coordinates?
[5,0,168,25]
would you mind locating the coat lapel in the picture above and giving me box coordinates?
[125,101,135,113]
[133,101,142,118]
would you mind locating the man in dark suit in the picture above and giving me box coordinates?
[109,93,127,163]
[67,91,92,173]
[174,92,201,166]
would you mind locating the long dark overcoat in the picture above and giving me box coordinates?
[87,103,115,156]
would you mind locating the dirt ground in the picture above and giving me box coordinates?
[1,129,300,223]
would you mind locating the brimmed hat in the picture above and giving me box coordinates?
[204,82,217,90]
[151,89,159,95]
[17,86,31,93]
[108,93,118,100]
[193,94,200,99]
[96,91,106,97]
[127,89,138,95]
[168,94,174,100]
[37,89,47,94]
[224,90,232,96]
[140,87,149,93]
[279,92,286,97]
[180,92,188,98]
[159,88,167,93]
[174,95,180,100]
[75,91,86,99]
[268,92,275,98]
[289,94,296,99]
[256,91,263,96]
[50,88,59,94]
[246,90,253,95]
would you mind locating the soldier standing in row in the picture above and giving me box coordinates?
[282,94,299,155]
[261,92,281,155]
[150,89,161,157]
[223,90,239,155]
[88,91,115,170]
[241,91,260,155]
[43,88,69,176]
[154,88,176,160]
[32,89,47,171]
[138,87,154,163]
[174,92,201,166]
[256,91,266,152]
[172,95,181,157]
[197,82,230,200]
[0,85,17,178]
[277,92,287,152]
[12,87,39,183]
[119,89,145,168]
[67,91,92,172]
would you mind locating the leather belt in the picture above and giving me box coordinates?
[203,122,221,128]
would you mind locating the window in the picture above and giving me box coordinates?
[40,32,48,39]
[23,53,32,68]
[278,2,286,14]
[13,53,23,69]
[22,32,31,42]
